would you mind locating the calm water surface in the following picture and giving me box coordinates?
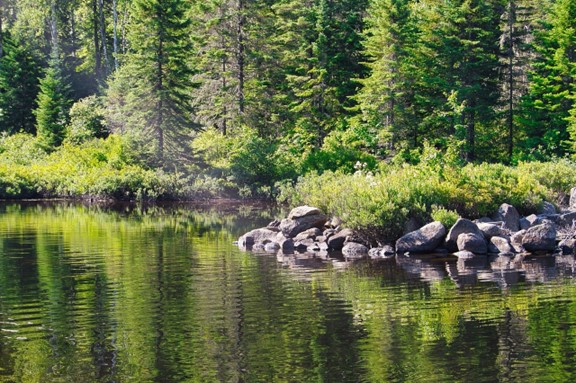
[0,202,575,383]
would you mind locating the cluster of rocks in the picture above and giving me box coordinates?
[237,205,380,257]
[397,202,576,257]
[238,191,576,258]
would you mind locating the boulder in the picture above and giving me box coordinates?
[396,221,446,254]
[520,214,541,230]
[477,222,504,239]
[288,205,323,220]
[457,233,487,254]
[240,228,278,244]
[238,235,255,249]
[266,219,281,231]
[510,230,526,253]
[559,212,576,228]
[570,187,576,210]
[522,223,557,253]
[489,236,515,254]
[558,238,576,255]
[279,212,327,238]
[279,238,295,253]
[496,203,520,232]
[539,201,557,215]
[368,245,395,258]
[264,242,280,252]
[342,242,369,258]
[327,228,354,250]
[293,227,323,242]
[445,218,484,251]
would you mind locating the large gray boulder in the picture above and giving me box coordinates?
[457,233,487,254]
[510,230,526,253]
[520,214,542,230]
[570,187,576,210]
[477,222,504,239]
[293,227,323,242]
[489,236,515,254]
[327,228,354,250]
[396,221,446,254]
[342,242,369,258]
[445,218,484,251]
[522,223,557,253]
[280,206,327,238]
[496,203,520,232]
[539,201,557,215]
[288,205,323,219]
[238,228,279,249]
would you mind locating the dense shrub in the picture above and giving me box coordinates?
[278,147,576,243]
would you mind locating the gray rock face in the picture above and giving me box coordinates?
[293,227,323,241]
[288,205,323,220]
[522,223,557,252]
[368,245,395,258]
[242,228,278,244]
[520,214,541,230]
[445,219,484,251]
[264,242,280,252]
[327,228,354,250]
[497,203,520,232]
[477,222,504,239]
[559,212,576,228]
[489,236,515,254]
[570,187,576,210]
[342,242,369,258]
[539,201,557,215]
[457,233,487,254]
[396,221,446,254]
[279,213,327,238]
[558,238,576,254]
[510,230,526,253]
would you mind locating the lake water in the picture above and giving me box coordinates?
[0,202,575,383]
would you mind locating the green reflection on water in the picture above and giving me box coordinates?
[0,202,575,383]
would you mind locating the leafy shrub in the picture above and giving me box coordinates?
[66,96,108,144]
[431,205,459,228]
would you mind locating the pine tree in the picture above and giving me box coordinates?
[0,34,41,134]
[123,0,197,166]
[34,53,72,148]
[353,0,418,154]
[521,0,576,159]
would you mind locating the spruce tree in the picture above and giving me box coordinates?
[124,0,197,166]
[0,34,41,134]
[34,51,72,149]
[521,0,576,159]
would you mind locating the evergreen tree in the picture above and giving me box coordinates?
[521,0,576,159]
[34,52,72,148]
[122,0,197,166]
[353,0,418,154]
[418,0,503,161]
[0,33,41,134]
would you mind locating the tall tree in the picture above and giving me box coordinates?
[34,5,71,149]
[353,0,419,154]
[521,0,575,159]
[120,0,197,166]
[0,33,41,134]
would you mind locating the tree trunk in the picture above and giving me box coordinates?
[0,4,4,58]
[466,108,476,162]
[156,31,164,164]
[507,0,515,163]
[93,0,101,78]
[236,0,245,114]
[99,0,108,75]
[113,0,118,70]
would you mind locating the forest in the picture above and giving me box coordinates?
[0,0,576,208]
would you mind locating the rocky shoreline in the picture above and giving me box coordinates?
[237,188,576,259]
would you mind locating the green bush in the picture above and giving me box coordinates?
[278,146,576,243]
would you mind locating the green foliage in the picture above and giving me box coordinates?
[430,205,459,228]
[34,54,72,150]
[66,96,108,144]
[279,146,576,242]
[0,34,41,134]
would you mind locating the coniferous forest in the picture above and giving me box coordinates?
[1,0,576,222]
